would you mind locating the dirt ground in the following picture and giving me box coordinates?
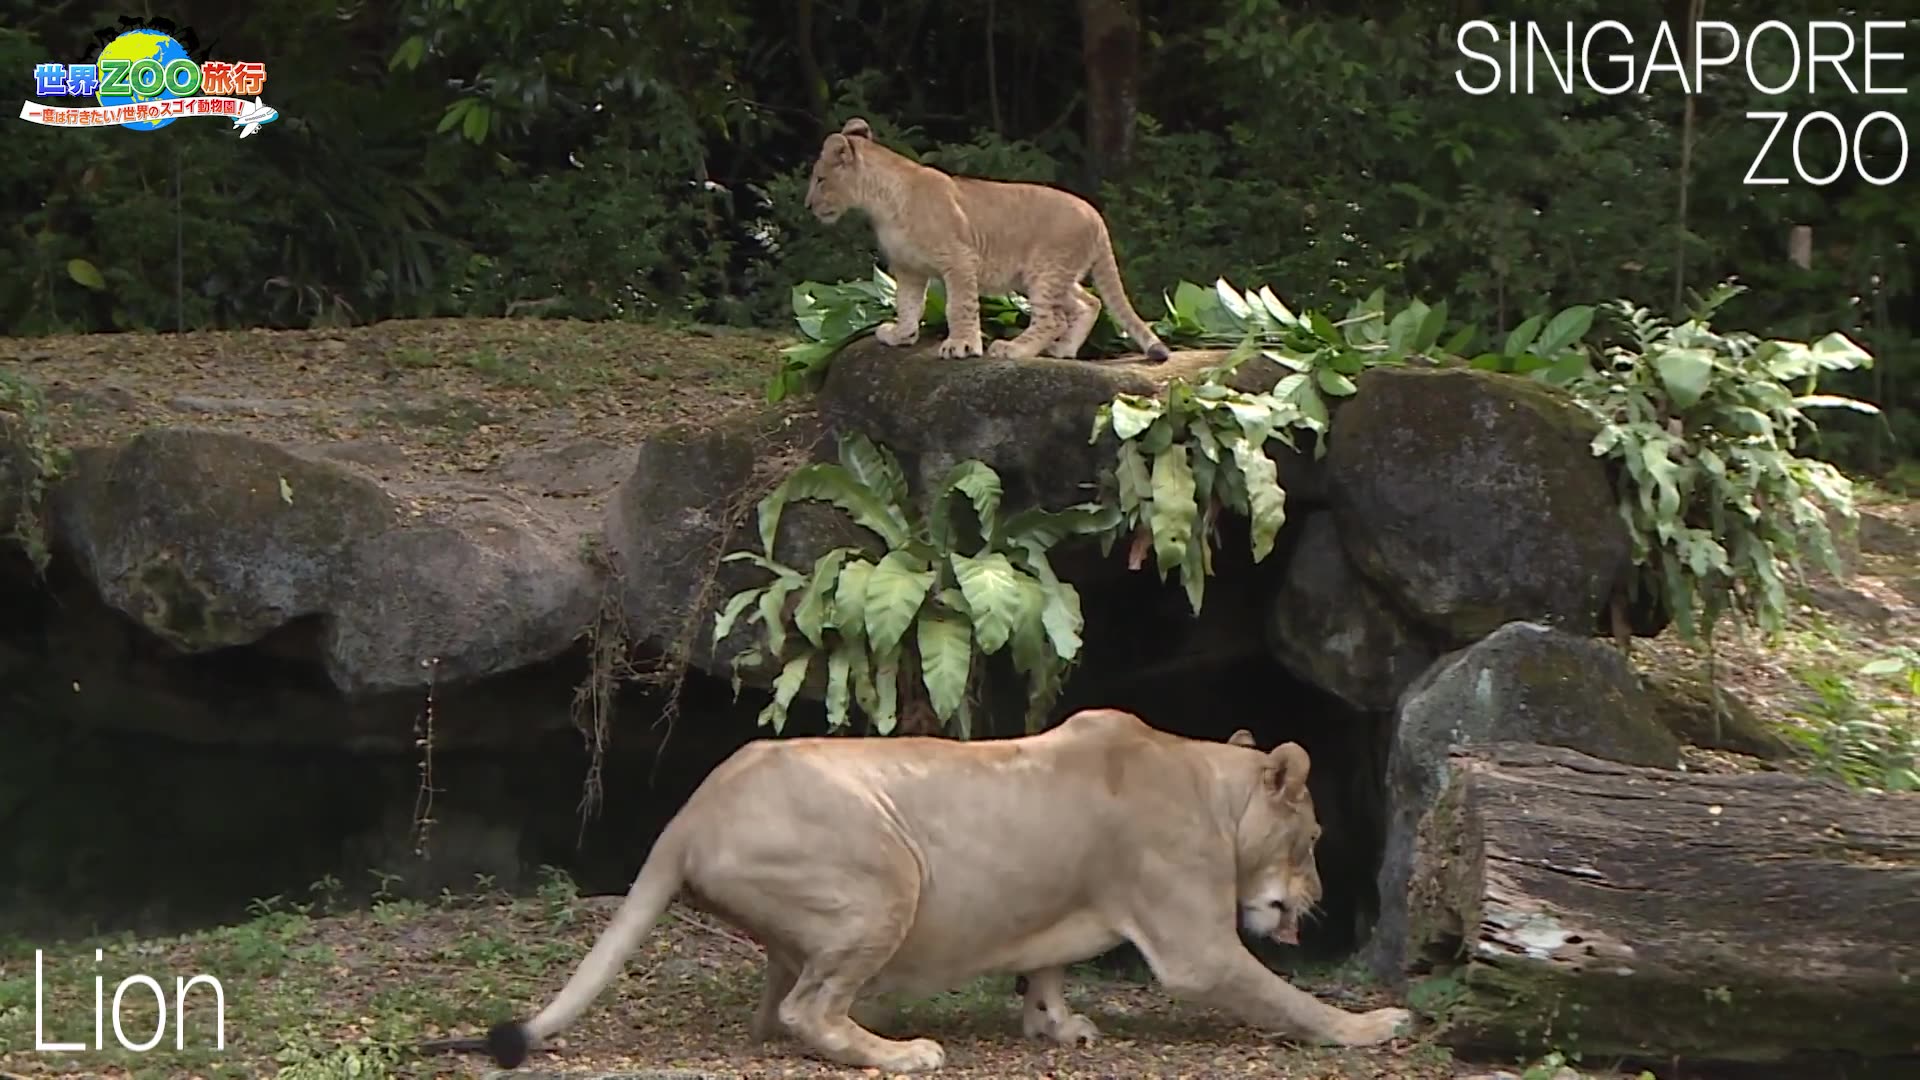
[3,319,1917,1080]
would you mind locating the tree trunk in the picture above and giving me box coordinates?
[1403,743,1920,1070]
[1077,0,1142,192]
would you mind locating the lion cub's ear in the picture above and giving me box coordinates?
[1265,742,1312,805]
[822,132,858,165]
[1228,729,1259,749]
[840,117,873,141]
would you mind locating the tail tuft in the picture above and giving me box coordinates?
[487,1020,532,1068]
[1146,342,1170,363]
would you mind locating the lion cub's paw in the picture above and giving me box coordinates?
[879,1036,948,1072]
[875,321,919,347]
[1336,1006,1413,1046]
[986,339,1020,359]
[937,334,984,359]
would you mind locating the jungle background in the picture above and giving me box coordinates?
[4,0,1917,476]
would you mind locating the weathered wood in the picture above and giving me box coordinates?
[1403,742,1920,1071]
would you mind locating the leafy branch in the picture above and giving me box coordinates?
[1553,282,1878,647]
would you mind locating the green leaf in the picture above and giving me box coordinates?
[66,258,105,291]
[917,608,973,726]
[1533,305,1596,355]
[757,575,805,658]
[1110,396,1162,441]
[871,645,902,734]
[825,646,853,730]
[1794,394,1881,414]
[1232,440,1288,562]
[1257,286,1299,327]
[999,501,1122,548]
[791,548,854,648]
[1386,302,1425,357]
[435,99,469,134]
[759,461,910,554]
[757,653,813,734]
[1653,347,1716,410]
[1315,367,1358,397]
[1414,300,1450,354]
[712,587,765,646]
[1017,545,1085,663]
[949,551,1033,655]
[943,460,1004,543]
[862,550,936,656]
[461,100,490,143]
[1808,331,1873,371]
[388,35,426,71]
[1503,314,1546,357]
[1148,444,1198,578]
[838,433,910,511]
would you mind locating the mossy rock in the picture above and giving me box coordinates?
[1326,366,1632,646]
[50,427,399,653]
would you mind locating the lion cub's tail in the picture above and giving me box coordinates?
[484,825,690,1068]
[1089,225,1171,363]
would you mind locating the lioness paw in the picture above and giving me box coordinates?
[1050,1012,1099,1048]
[1337,1006,1412,1047]
[875,321,919,347]
[880,1036,947,1072]
[937,335,983,360]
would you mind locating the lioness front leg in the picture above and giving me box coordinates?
[1019,966,1099,1047]
[1135,928,1409,1047]
[936,261,985,359]
[876,269,929,347]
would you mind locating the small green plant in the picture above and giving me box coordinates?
[1781,654,1920,793]
[766,268,1095,402]
[0,369,71,573]
[1554,282,1877,647]
[713,432,1117,737]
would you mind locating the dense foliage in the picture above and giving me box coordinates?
[733,269,1872,739]
[3,1,1914,473]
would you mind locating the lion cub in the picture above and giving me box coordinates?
[805,117,1172,365]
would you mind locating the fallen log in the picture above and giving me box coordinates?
[1402,742,1920,1071]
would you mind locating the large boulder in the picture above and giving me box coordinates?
[1326,366,1632,646]
[1368,621,1681,981]
[48,427,602,697]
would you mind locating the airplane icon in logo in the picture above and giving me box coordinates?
[231,96,277,138]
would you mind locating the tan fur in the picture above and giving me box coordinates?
[488,709,1412,1072]
[805,117,1172,364]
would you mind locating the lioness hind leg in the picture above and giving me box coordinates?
[1042,284,1103,360]
[750,950,801,1043]
[768,879,946,1072]
[1019,966,1099,1048]
[988,272,1073,361]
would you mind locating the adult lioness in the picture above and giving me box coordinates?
[477,709,1411,1072]
[805,117,1172,365]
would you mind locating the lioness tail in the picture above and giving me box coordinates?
[486,826,689,1068]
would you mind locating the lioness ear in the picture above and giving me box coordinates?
[1228,729,1258,749]
[841,117,873,141]
[1265,742,1311,804]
